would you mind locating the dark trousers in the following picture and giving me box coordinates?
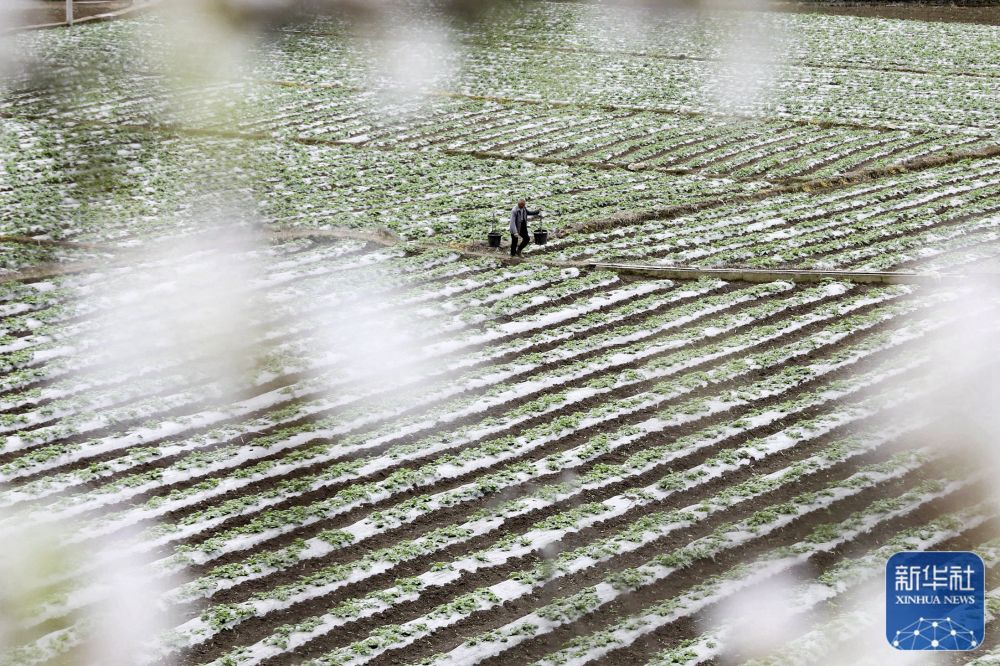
[511,226,530,256]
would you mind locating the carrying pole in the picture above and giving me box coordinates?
[66,0,74,26]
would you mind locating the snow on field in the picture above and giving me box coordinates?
[1,2,999,665]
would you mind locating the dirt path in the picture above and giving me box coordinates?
[767,2,1000,26]
[4,0,135,29]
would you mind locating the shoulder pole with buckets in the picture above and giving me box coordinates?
[485,207,550,251]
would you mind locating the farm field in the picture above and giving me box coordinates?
[3,3,1000,266]
[1,2,999,666]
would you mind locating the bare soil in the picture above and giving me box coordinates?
[768,2,1000,26]
[5,0,134,29]
[168,300,926,665]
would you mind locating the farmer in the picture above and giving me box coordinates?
[509,199,542,257]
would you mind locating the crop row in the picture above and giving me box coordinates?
[0,263,631,482]
[27,278,972,656]
[202,417,934,666]
[4,260,996,666]
[177,348,935,666]
[537,157,1000,272]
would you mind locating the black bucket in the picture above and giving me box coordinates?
[533,229,549,245]
[487,231,502,248]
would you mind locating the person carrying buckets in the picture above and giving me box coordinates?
[509,199,542,257]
